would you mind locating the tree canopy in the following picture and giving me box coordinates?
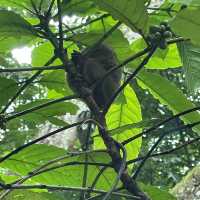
[0,0,200,200]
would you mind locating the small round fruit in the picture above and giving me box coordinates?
[149,25,161,34]
[160,25,166,32]
[155,32,162,40]
[163,31,172,38]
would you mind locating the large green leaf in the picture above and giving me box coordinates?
[0,10,34,36]
[0,10,35,52]
[170,8,200,45]
[72,17,133,62]
[0,144,115,190]
[31,42,61,66]
[109,119,158,136]
[147,44,182,69]
[178,42,200,93]
[5,190,64,200]
[72,31,132,62]
[140,183,176,200]
[137,70,200,133]
[0,76,19,108]
[95,0,148,33]
[62,0,97,16]
[14,99,78,126]
[0,0,51,11]
[95,85,142,161]
[130,39,182,69]
[0,128,39,152]
[40,71,73,97]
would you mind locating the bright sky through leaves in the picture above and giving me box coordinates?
[12,47,32,64]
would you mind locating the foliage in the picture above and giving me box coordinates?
[0,0,199,200]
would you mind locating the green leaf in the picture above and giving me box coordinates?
[48,117,69,127]
[72,17,133,62]
[110,119,159,136]
[0,128,39,151]
[40,71,73,96]
[170,8,200,45]
[0,10,35,36]
[95,0,148,33]
[73,31,132,62]
[62,0,97,16]
[0,76,19,108]
[130,39,182,69]
[14,99,78,126]
[95,85,142,161]
[0,144,67,175]
[178,42,200,93]
[0,0,51,12]
[5,190,64,200]
[31,42,61,66]
[147,44,182,69]
[140,183,177,200]
[0,10,35,52]
[137,70,200,133]
[0,144,115,190]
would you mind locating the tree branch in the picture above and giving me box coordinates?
[6,95,79,122]
[127,136,200,165]
[63,14,110,34]
[103,46,157,114]
[122,106,200,145]
[0,65,64,73]
[132,120,200,179]
[0,184,139,199]
[0,122,82,163]
[0,56,57,114]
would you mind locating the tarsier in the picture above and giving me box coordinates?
[68,44,122,110]
[66,44,121,149]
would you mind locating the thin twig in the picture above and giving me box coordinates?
[132,120,200,179]
[24,161,111,179]
[127,136,200,165]
[93,47,151,94]
[87,166,108,198]
[83,21,122,55]
[46,0,56,18]
[103,46,157,114]
[6,95,79,121]
[30,0,39,15]
[122,106,200,145]
[147,7,178,13]
[38,0,44,12]
[0,122,82,163]
[63,14,110,34]
[0,56,56,114]
[6,150,107,187]
[0,65,64,73]
[0,184,139,199]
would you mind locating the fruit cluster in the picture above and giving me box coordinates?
[147,22,173,49]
